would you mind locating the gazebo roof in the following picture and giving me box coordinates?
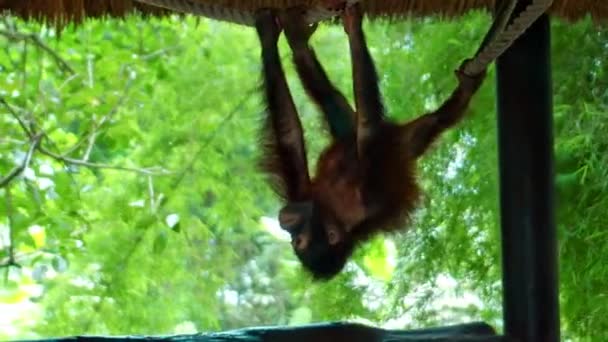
[1,0,606,26]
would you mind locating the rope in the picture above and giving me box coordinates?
[135,0,255,25]
[134,0,553,76]
[134,0,362,25]
[463,0,554,76]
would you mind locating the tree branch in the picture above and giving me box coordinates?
[38,145,172,176]
[0,133,43,188]
[0,97,33,138]
[0,29,75,75]
[1,98,171,178]
[67,78,135,160]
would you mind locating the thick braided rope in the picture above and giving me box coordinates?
[137,0,553,76]
[135,0,256,25]
[463,0,554,76]
[135,0,361,25]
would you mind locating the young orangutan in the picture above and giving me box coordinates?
[255,4,487,279]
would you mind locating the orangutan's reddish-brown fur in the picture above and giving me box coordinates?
[255,4,486,279]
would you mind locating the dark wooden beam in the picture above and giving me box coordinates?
[495,1,560,341]
[23,322,504,342]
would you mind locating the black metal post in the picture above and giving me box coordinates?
[495,3,559,342]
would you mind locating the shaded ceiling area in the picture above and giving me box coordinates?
[0,0,606,26]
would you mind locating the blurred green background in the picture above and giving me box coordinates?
[0,12,606,341]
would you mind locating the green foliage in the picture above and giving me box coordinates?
[0,11,606,342]
[551,23,608,340]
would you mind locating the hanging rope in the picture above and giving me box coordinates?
[463,0,554,76]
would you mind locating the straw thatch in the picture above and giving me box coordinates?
[1,0,606,26]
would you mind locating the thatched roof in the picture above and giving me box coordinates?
[1,0,606,26]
